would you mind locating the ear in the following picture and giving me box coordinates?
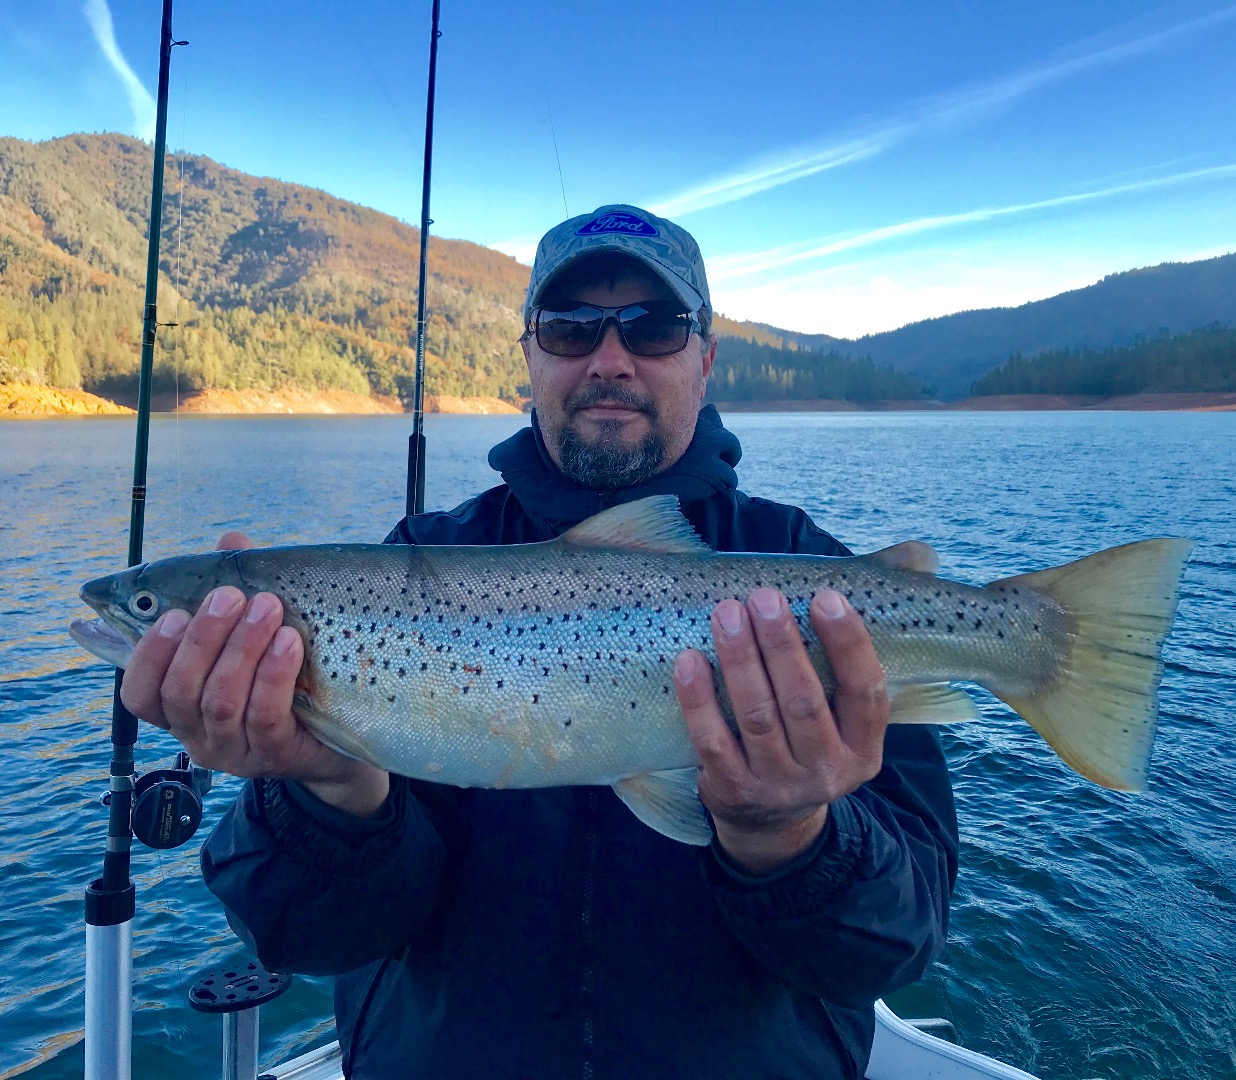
[699,336,717,392]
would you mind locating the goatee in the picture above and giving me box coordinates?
[557,387,665,489]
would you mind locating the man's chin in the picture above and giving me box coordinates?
[558,425,666,489]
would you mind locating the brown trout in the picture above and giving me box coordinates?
[70,497,1193,844]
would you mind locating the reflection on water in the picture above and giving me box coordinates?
[2,411,1233,1079]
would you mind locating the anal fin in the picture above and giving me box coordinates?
[889,683,980,725]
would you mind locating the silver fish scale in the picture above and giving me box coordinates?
[239,542,1065,790]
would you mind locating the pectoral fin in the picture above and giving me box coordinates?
[292,690,383,767]
[613,768,713,846]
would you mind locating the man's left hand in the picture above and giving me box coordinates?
[674,588,888,875]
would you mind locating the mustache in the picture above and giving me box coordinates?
[567,385,658,417]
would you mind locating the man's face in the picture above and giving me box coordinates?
[522,263,716,489]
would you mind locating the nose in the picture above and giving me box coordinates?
[585,323,637,381]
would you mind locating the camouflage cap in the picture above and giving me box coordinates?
[523,204,711,323]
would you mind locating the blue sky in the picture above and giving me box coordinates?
[3,0,1235,338]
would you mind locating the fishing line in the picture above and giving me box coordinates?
[546,94,569,216]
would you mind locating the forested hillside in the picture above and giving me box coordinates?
[0,133,530,401]
[971,324,1236,397]
[1,133,924,408]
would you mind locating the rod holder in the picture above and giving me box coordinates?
[188,960,292,1080]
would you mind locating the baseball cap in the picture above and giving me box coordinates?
[523,204,711,322]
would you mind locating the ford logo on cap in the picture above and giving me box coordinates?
[576,211,659,237]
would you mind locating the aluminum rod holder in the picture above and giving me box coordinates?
[222,1011,259,1080]
[85,921,133,1080]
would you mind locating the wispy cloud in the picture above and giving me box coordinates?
[649,5,1236,219]
[82,0,156,141]
[648,133,894,220]
[710,164,1236,282]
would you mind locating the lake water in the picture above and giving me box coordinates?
[1,411,1233,1079]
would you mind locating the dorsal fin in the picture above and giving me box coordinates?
[559,496,712,554]
[867,540,939,574]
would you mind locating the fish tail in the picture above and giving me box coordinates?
[989,538,1194,791]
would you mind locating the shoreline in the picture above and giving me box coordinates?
[5,383,1235,418]
[0,384,525,418]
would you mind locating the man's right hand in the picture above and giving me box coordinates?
[118,531,390,817]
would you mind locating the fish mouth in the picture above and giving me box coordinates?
[69,618,137,669]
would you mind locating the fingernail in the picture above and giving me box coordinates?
[818,590,847,619]
[715,600,744,636]
[673,651,700,685]
[246,593,278,624]
[271,626,298,658]
[157,609,190,638]
[749,588,782,621]
[206,587,241,617]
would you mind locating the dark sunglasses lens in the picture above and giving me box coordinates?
[620,306,692,356]
[537,308,603,357]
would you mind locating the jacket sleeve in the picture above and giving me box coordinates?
[703,726,957,1006]
[200,775,463,976]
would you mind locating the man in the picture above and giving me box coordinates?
[120,204,958,1078]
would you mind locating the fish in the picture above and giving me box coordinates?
[69,496,1194,845]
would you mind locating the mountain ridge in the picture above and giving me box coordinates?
[2,133,1234,403]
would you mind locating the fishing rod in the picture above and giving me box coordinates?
[84,3,186,1077]
[406,0,442,517]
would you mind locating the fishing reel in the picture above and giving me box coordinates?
[129,751,213,850]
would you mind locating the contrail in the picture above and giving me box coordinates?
[710,164,1236,282]
[82,0,156,141]
[649,5,1236,219]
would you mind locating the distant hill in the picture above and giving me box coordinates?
[711,314,846,354]
[0,132,531,400]
[834,255,1236,397]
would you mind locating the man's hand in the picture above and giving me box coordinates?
[119,532,390,818]
[673,588,888,875]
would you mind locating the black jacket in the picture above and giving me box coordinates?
[201,406,959,1079]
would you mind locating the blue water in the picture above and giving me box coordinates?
[1,411,1233,1079]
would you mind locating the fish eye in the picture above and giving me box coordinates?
[128,591,160,618]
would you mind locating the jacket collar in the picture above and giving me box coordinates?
[488,405,742,531]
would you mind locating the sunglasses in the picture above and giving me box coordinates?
[531,301,702,358]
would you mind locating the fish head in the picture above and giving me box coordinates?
[70,552,240,668]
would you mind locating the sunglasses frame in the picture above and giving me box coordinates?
[530,302,702,358]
